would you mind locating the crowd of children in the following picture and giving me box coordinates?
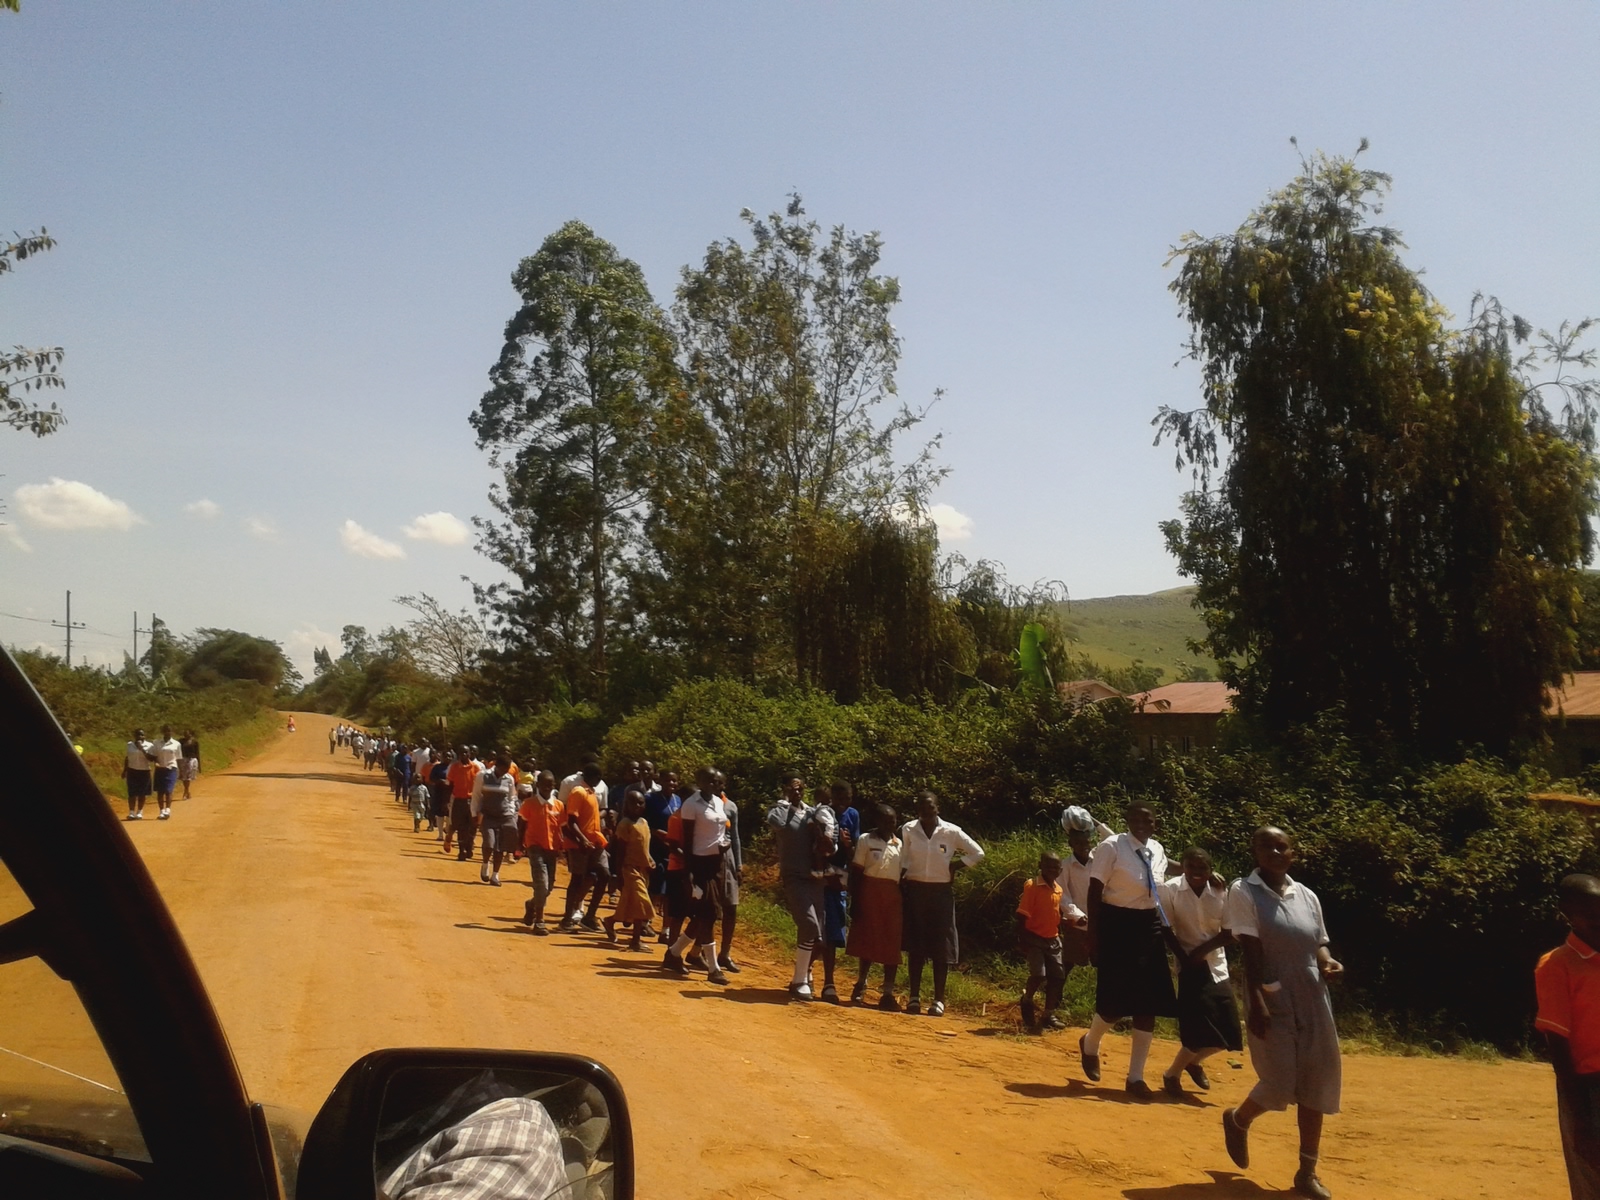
[323,723,1595,1200]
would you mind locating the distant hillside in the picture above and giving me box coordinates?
[1056,586,1218,683]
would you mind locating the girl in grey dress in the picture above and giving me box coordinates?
[1221,826,1344,1200]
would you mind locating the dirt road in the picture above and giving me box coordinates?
[40,717,1575,1197]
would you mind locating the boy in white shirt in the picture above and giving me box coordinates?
[1158,846,1241,1095]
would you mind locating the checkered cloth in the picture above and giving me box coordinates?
[381,1096,571,1200]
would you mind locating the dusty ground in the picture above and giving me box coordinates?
[8,715,1571,1197]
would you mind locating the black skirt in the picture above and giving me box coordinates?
[902,881,958,962]
[1094,903,1178,1018]
[1177,961,1243,1051]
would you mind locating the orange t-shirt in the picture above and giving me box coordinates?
[518,794,565,852]
[665,811,685,871]
[1537,933,1600,1074]
[1017,878,1064,939]
[447,760,479,800]
[562,785,607,851]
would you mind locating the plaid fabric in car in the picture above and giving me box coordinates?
[381,1096,571,1200]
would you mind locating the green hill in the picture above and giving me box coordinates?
[1057,586,1218,683]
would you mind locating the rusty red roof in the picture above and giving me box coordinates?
[1547,672,1600,719]
[1124,681,1237,715]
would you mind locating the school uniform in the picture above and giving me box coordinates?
[845,834,903,965]
[1087,832,1178,1018]
[124,741,152,806]
[518,792,565,923]
[679,790,732,943]
[899,818,984,964]
[1160,876,1243,1053]
[610,816,656,927]
[643,787,681,898]
[1537,932,1600,1199]
[1060,853,1094,966]
[1224,870,1341,1115]
[768,801,833,948]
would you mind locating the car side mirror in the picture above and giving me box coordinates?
[295,1049,633,1200]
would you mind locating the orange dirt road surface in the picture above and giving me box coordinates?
[108,716,1569,1197]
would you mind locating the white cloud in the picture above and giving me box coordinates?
[244,516,281,542]
[403,511,470,546]
[341,519,406,560]
[0,525,32,552]
[15,477,143,531]
[929,503,974,542]
[185,498,220,518]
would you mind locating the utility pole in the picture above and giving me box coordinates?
[134,612,152,673]
[52,590,86,664]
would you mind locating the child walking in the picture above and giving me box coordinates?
[1536,873,1600,1200]
[603,789,657,952]
[1016,852,1067,1031]
[1159,846,1241,1094]
[407,775,430,833]
[846,803,903,1009]
[1221,825,1343,1200]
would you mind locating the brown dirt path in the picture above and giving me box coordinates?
[86,716,1574,1197]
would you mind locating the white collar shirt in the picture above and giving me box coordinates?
[851,833,902,880]
[1223,870,1328,946]
[679,790,730,855]
[1160,876,1230,982]
[1062,854,1095,920]
[1087,832,1168,911]
[898,818,984,883]
[126,741,152,770]
[149,738,182,769]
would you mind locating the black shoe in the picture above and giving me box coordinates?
[1125,1080,1154,1102]
[1079,1035,1101,1083]
[579,916,603,932]
[1185,1063,1211,1091]
[707,969,729,985]
[1020,997,1037,1028]
[662,950,688,976]
[685,950,707,969]
[1042,1014,1066,1031]
[1162,1074,1184,1097]
[556,918,578,933]
[520,902,536,927]
[718,957,741,974]
[877,993,900,1012]
[1293,1167,1331,1200]
[531,923,549,936]
[787,982,815,1002]
[1222,1108,1250,1169]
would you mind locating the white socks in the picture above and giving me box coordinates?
[1127,1028,1153,1083]
[792,945,814,987]
[671,934,695,957]
[1083,1013,1115,1055]
[1166,1046,1197,1077]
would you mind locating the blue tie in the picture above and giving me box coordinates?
[1138,846,1170,928]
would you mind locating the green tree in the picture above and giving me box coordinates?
[471,221,673,702]
[138,614,185,682]
[642,196,943,684]
[339,625,372,668]
[182,629,298,690]
[3,232,65,438]
[1157,147,1598,754]
[312,646,334,675]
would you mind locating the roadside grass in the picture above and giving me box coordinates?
[79,709,284,805]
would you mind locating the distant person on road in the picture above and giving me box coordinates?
[1159,847,1242,1096]
[475,752,518,885]
[123,729,153,821]
[328,725,337,754]
[1015,851,1067,1032]
[179,729,201,801]
[768,774,831,1002]
[899,791,984,1017]
[407,774,431,833]
[603,788,656,952]
[149,724,182,821]
[1080,799,1177,1097]
[558,764,610,932]
[1538,873,1600,1200]
[1221,826,1343,1200]
[427,754,449,835]
[518,771,564,935]
[847,802,904,1008]
[445,745,479,859]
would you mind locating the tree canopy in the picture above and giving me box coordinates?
[1158,147,1599,755]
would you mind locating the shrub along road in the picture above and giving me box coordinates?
[111,714,1565,1198]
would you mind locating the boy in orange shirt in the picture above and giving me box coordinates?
[517,771,564,935]
[1016,852,1067,1031]
[1538,873,1600,1199]
[558,764,610,933]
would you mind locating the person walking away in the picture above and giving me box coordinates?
[1058,808,1109,1009]
[715,771,742,974]
[178,729,201,801]
[662,767,733,985]
[1080,799,1177,1098]
[475,753,518,885]
[560,761,609,812]
[899,791,984,1017]
[662,801,690,949]
[847,803,904,1009]
[328,725,337,755]
[603,788,656,952]
[644,769,682,943]
[1016,852,1067,1032]
[1160,846,1242,1095]
[558,764,611,931]
[767,774,831,1001]
[148,725,181,820]
[427,754,449,834]
[445,745,479,859]
[1221,826,1343,1200]
[123,729,153,821]
[518,772,565,934]
[1537,873,1600,1200]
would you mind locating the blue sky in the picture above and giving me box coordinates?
[3,2,1597,672]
